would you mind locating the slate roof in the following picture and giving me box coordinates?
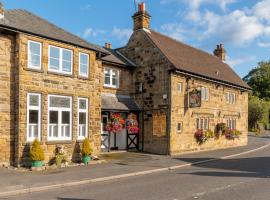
[0,9,106,54]
[145,30,251,90]
[102,48,136,67]
[101,93,140,111]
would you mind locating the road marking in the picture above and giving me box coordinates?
[1,142,270,198]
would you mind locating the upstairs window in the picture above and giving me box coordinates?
[196,118,209,130]
[78,98,88,139]
[28,40,42,69]
[48,95,72,141]
[225,92,236,104]
[201,87,209,101]
[27,93,41,142]
[49,46,73,74]
[177,83,182,93]
[79,52,89,77]
[104,67,119,88]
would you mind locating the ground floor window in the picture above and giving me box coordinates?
[196,118,209,130]
[78,98,88,139]
[177,122,183,133]
[27,93,41,142]
[48,95,72,141]
[227,118,236,129]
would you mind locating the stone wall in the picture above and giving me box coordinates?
[170,73,248,154]
[15,33,102,166]
[120,30,172,154]
[0,33,16,166]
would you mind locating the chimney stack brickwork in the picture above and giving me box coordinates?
[132,2,151,31]
[213,44,226,61]
[105,42,112,49]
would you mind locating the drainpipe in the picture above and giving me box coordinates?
[166,72,172,155]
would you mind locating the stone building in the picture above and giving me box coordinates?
[0,2,250,166]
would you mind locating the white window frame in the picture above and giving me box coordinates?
[48,45,73,75]
[177,82,182,93]
[196,118,209,130]
[79,52,89,77]
[201,87,209,101]
[28,40,42,70]
[177,122,183,133]
[47,95,72,141]
[225,92,236,104]
[78,98,88,140]
[104,67,120,88]
[227,118,236,129]
[27,93,41,142]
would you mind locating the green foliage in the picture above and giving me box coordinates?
[82,138,93,156]
[55,154,66,168]
[29,139,45,161]
[205,130,214,139]
[215,123,227,133]
[243,61,270,100]
[248,95,270,129]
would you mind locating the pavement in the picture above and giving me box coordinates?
[0,134,269,198]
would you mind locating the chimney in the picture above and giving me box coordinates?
[213,44,226,61]
[132,2,151,31]
[0,2,4,19]
[105,42,112,49]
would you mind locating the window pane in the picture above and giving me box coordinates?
[79,112,86,124]
[30,42,40,55]
[29,94,39,106]
[49,58,60,70]
[50,47,60,59]
[50,111,58,124]
[29,110,38,123]
[62,111,70,124]
[62,60,71,72]
[112,77,117,86]
[29,54,40,67]
[105,76,110,85]
[80,64,88,75]
[80,54,88,65]
[50,96,70,108]
[79,99,87,109]
[62,49,72,61]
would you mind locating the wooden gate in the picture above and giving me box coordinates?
[127,131,139,150]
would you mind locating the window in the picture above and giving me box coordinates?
[28,40,42,69]
[177,83,182,93]
[177,122,183,133]
[104,67,119,88]
[227,119,236,129]
[48,95,72,141]
[201,87,209,101]
[79,52,89,77]
[78,98,88,139]
[27,93,41,142]
[48,46,73,74]
[225,92,236,104]
[196,118,209,130]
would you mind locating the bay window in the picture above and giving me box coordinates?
[79,52,89,77]
[48,45,73,74]
[104,67,119,88]
[78,98,88,139]
[28,40,42,69]
[27,93,41,142]
[48,95,72,141]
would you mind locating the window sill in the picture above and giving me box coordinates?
[46,140,73,145]
[103,85,119,89]
[47,71,74,78]
[25,67,44,73]
[78,75,89,80]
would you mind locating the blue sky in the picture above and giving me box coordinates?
[2,0,270,77]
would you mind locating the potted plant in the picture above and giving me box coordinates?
[215,123,227,138]
[81,138,93,165]
[55,145,67,168]
[29,139,45,167]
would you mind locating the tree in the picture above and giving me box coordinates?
[243,61,270,100]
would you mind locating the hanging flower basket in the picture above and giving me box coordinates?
[105,113,125,133]
[126,113,140,134]
[194,129,214,144]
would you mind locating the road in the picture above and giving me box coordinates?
[3,145,270,200]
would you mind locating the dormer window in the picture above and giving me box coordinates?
[104,67,119,88]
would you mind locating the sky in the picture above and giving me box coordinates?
[2,0,270,78]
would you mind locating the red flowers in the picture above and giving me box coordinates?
[126,113,140,134]
[106,113,125,133]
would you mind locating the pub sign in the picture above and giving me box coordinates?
[189,89,201,108]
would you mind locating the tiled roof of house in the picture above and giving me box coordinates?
[102,48,136,67]
[145,30,251,90]
[0,9,106,54]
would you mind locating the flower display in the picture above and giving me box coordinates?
[106,113,125,133]
[194,129,214,144]
[225,129,242,140]
[126,113,140,134]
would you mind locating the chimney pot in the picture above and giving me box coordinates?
[133,2,151,31]
[138,2,146,12]
[105,42,112,49]
[214,43,226,62]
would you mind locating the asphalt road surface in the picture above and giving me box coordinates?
[3,146,270,200]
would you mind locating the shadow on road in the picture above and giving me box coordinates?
[174,157,270,178]
[57,198,94,200]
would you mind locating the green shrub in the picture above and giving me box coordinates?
[29,139,45,161]
[205,130,214,139]
[82,138,93,156]
[215,123,227,133]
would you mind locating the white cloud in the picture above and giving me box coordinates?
[258,41,270,47]
[161,23,186,41]
[82,28,105,38]
[252,0,270,21]
[226,56,256,68]
[111,27,132,42]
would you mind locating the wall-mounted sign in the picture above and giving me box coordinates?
[189,89,201,108]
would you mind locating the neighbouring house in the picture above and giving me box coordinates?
[0,2,250,167]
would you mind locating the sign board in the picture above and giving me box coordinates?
[189,89,201,108]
